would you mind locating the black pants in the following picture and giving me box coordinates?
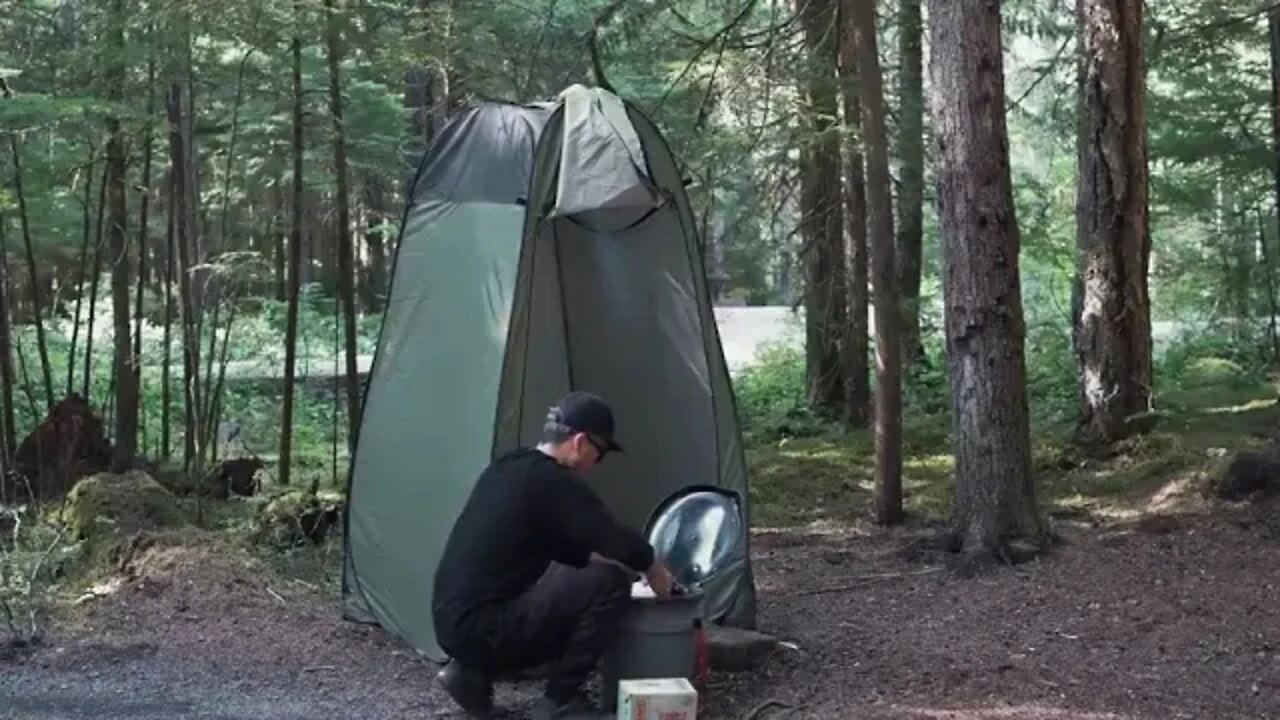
[440,562,632,701]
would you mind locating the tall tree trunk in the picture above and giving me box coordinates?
[169,80,200,470]
[6,124,54,410]
[0,212,16,460]
[107,0,137,471]
[929,0,1045,558]
[1268,5,1280,366]
[220,49,253,252]
[896,0,926,368]
[363,178,389,313]
[83,170,106,403]
[1072,0,1153,447]
[850,0,903,525]
[1257,212,1280,364]
[325,0,363,444]
[162,171,175,461]
[68,144,94,397]
[135,51,156,456]
[799,0,847,417]
[273,180,286,302]
[0,227,33,434]
[280,0,306,487]
[838,8,870,429]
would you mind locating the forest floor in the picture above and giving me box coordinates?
[3,379,1280,719]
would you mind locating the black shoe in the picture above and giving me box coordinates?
[531,695,611,720]
[436,660,494,718]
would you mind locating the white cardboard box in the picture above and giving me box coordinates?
[616,678,698,720]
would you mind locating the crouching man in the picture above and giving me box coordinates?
[432,391,675,720]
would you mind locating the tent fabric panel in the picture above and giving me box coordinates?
[344,201,525,661]
[410,103,551,206]
[541,207,717,532]
[494,108,567,453]
[626,106,752,507]
[551,84,659,218]
[626,105,758,628]
[509,220,572,446]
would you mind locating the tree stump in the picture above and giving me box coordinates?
[1219,451,1280,501]
[201,457,265,499]
[9,394,112,503]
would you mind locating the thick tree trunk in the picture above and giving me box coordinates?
[896,0,926,368]
[326,0,362,444]
[849,0,903,525]
[837,4,870,429]
[929,0,1045,558]
[280,0,306,487]
[107,0,137,471]
[799,0,847,417]
[1072,0,1153,447]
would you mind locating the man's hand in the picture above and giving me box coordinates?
[646,561,675,597]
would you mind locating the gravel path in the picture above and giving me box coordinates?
[4,507,1280,719]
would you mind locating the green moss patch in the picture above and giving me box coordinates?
[63,471,190,570]
[65,472,188,540]
[747,381,1280,529]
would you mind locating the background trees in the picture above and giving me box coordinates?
[0,0,1276,554]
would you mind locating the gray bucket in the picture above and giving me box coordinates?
[598,587,704,710]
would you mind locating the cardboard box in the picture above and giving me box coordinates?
[616,678,698,720]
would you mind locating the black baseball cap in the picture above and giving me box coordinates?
[552,391,624,453]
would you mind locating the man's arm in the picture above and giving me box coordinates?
[534,467,655,572]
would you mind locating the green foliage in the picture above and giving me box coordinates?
[732,343,837,442]
[0,505,73,647]
[2,0,1280,507]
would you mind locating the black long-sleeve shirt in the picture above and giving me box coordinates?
[432,447,654,631]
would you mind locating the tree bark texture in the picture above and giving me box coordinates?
[1257,212,1280,364]
[896,0,926,368]
[168,80,200,470]
[929,0,1045,555]
[1072,0,1153,447]
[162,171,174,461]
[799,0,847,418]
[280,0,306,487]
[837,0,870,429]
[0,213,15,461]
[326,0,363,446]
[849,0,903,525]
[1268,7,1280,365]
[135,45,156,453]
[107,0,138,471]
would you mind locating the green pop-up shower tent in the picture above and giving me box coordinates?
[341,84,757,661]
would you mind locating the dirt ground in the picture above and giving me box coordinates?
[4,499,1280,720]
